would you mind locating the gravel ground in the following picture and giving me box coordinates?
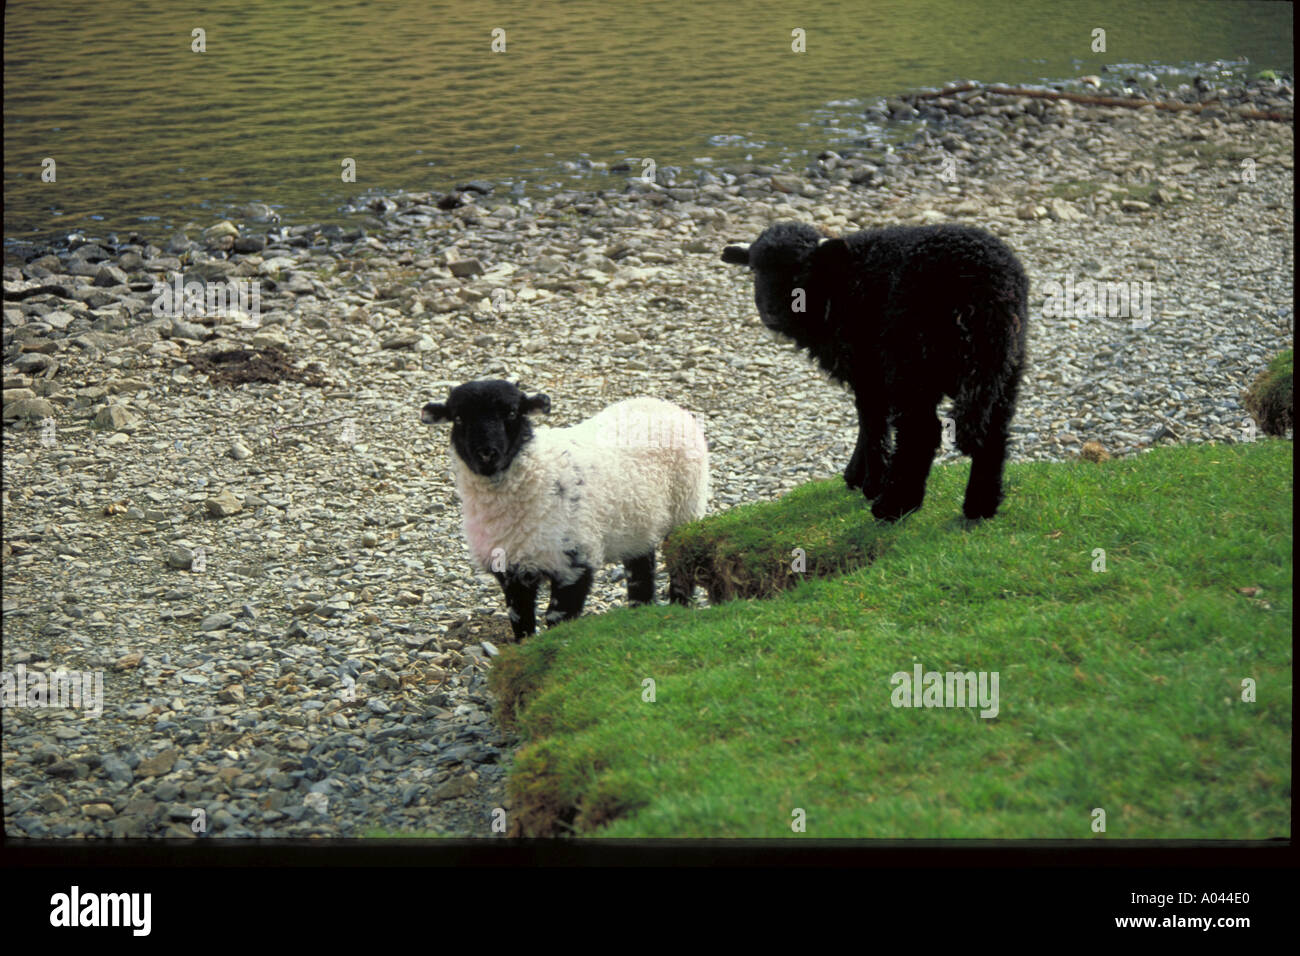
[2,74,1293,838]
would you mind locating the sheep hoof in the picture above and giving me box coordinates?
[872,495,922,522]
[962,500,1000,521]
[843,462,866,490]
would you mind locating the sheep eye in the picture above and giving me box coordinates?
[508,409,519,421]
[453,415,463,427]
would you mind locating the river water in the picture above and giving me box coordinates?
[3,0,1292,242]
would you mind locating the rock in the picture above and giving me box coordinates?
[84,803,117,820]
[251,328,288,350]
[200,612,236,632]
[433,773,478,802]
[447,257,485,278]
[165,546,195,570]
[283,273,316,294]
[227,442,253,460]
[381,333,421,350]
[1047,198,1087,222]
[93,265,130,287]
[136,749,178,778]
[206,490,243,517]
[46,759,83,779]
[361,531,379,548]
[303,792,330,815]
[233,235,266,254]
[1121,199,1151,213]
[94,404,141,432]
[203,220,239,240]
[217,683,245,703]
[114,652,144,670]
[3,397,55,420]
[171,318,210,341]
[100,756,134,784]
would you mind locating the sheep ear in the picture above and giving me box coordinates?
[721,244,750,265]
[811,236,850,273]
[523,393,551,415]
[421,402,451,425]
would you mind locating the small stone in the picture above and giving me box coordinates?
[227,442,253,461]
[200,612,236,632]
[171,318,209,341]
[206,490,243,517]
[381,333,420,350]
[433,772,477,802]
[83,802,117,820]
[4,397,56,421]
[136,749,178,778]
[251,328,288,350]
[94,404,141,432]
[447,257,485,278]
[396,590,423,605]
[203,220,240,240]
[94,265,130,287]
[361,531,379,548]
[165,546,195,570]
[303,791,329,815]
[233,235,266,254]
[1047,198,1087,222]
[100,755,134,784]
[115,651,144,670]
[217,683,245,703]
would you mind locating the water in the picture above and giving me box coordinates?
[3,0,1292,242]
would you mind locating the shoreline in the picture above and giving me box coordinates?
[4,62,1292,253]
[2,71,1294,838]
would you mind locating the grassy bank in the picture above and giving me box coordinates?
[488,442,1292,838]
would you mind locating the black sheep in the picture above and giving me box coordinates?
[722,221,1028,521]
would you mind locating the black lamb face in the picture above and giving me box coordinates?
[722,222,827,338]
[421,380,550,478]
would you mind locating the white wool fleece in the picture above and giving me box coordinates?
[448,398,709,585]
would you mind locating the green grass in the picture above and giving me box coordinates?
[1046,180,1105,201]
[1243,349,1293,437]
[486,442,1292,838]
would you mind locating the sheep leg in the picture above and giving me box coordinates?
[872,406,941,522]
[956,376,1019,520]
[494,568,540,640]
[846,390,891,498]
[960,410,1013,521]
[544,567,594,628]
[624,551,656,606]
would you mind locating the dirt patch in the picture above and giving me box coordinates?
[188,346,327,387]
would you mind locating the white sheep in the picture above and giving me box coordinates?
[421,379,709,639]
